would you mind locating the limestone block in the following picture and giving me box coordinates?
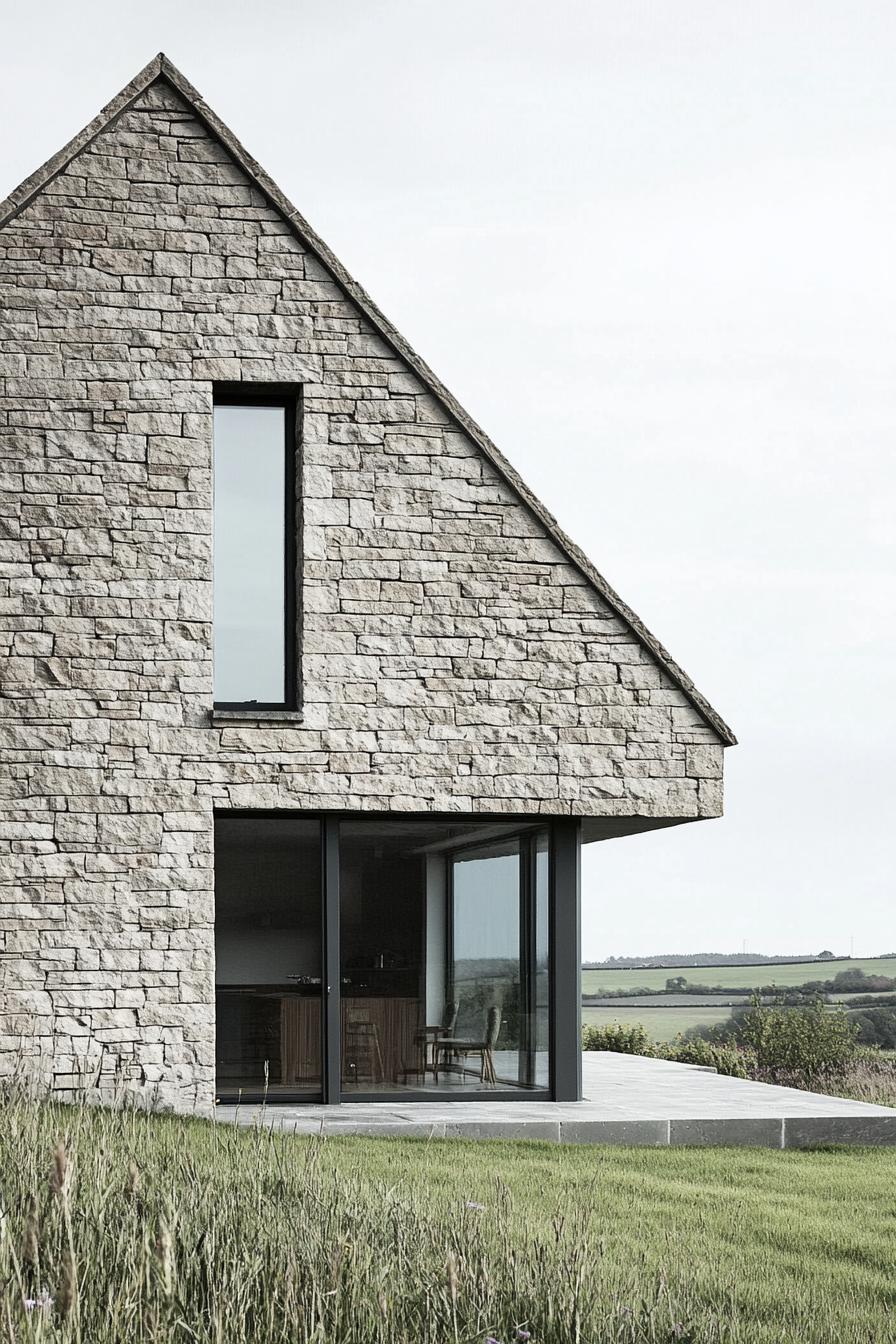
[686,743,724,779]
[97,813,164,849]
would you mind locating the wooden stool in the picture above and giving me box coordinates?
[343,1012,385,1085]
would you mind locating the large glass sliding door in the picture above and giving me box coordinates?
[339,821,550,1097]
[214,815,555,1101]
[215,817,322,1099]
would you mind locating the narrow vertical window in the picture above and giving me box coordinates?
[213,390,296,708]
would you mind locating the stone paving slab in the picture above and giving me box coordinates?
[216,1053,896,1148]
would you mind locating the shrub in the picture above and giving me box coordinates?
[581,1021,655,1056]
[847,993,896,1009]
[830,969,896,993]
[849,1007,896,1050]
[662,1036,757,1078]
[738,997,857,1078]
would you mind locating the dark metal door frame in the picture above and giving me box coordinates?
[321,816,341,1103]
[549,818,582,1102]
[216,811,583,1105]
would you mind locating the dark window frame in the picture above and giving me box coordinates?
[212,383,302,712]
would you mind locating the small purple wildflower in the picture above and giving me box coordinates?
[485,1337,503,1344]
[516,1331,531,1340]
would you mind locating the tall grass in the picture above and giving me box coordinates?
[0,1095,702,1344]
[1,1093,895,1342]
[770,1057,896,1109]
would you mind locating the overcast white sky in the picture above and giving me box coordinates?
[2,2,893,958]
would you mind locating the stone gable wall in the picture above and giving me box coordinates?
[0,80,724,1108]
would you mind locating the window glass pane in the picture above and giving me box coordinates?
[214,404,286,703]
[214,817,322,1096]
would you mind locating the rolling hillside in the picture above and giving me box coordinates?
[581,957,896,1042]
[582,956,896,996]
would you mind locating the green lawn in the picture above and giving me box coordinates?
[2,1098,895,1343]
[582,956,896,995]
[583,1004,737,1041]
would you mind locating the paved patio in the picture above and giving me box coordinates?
[216,1051,896,1147]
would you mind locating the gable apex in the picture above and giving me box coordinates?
[0,54,735,746]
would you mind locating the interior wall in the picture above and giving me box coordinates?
[214,822,321,986]
[425,854,447,1021]
[215,928,318,985]
[339,842,425,970]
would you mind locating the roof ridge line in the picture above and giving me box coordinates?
[0,54,736,746]
[0,54,164,229]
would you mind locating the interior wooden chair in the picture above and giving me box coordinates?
[434,1005,502,1085]
[413,1000,459,1082]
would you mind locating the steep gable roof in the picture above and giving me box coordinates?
[0,53,735,746]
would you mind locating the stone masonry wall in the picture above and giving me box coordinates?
[0,78,725,1110]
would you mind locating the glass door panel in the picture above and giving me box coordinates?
[451,838,524,1088]
[214,817,322,1098]
[449,830,550,1092]
[337,819,550,1096]
[534,830,550,1087]
[338,821,427,1094]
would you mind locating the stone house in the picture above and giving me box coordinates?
[0,55,735,1113]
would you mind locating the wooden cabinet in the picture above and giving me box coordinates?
[280,996,322,1086]
[280,996,422,1088]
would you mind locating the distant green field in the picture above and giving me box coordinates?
[583,1004,737,1041]
[582,956,896,995]
[832,990,896,1003]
